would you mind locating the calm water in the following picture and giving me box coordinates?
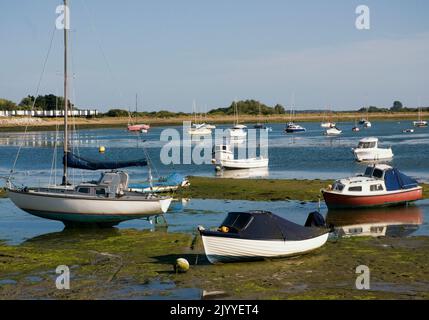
[0,120,428,244]
[0,121,428,186]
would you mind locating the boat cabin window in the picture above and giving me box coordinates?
[348,186,362,192]
[370,184,384,192]
[364,167,374,177]
[358,142,376,149]
[348,227,363,235]
[222,213,253,232]
[95,188,106,196]
[372,169,384,179]
[77,187,90,194]
[333,183,344,191]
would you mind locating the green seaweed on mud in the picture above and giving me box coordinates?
[2,228,429,300]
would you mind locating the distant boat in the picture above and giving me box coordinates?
[212,144,268,170]
[352,137,393,162]
[403,129,414,133]
[198,211,330,264]
[359,119,367,125]
[352,120,360,132]
[127,94,150,132]
[363,121,372,128]
[227,101,247,141]
[321,107,335,128]
[325,126,342,136]
[322,164,423,209]
[188,123,212,136]
[285,122,306,133]
[189,101,213,135]
[413,108,428,127]
[285,102,306,133]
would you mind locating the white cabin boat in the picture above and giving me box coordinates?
[325,127,342,136]
[212,144,268,170]
[352,137,393,162]
[363,121,372,128]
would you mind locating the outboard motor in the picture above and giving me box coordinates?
[305,211,326,228]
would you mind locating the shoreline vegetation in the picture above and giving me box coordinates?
[1,112,428,132]
[1,179,428,201]
[177,177,429,202]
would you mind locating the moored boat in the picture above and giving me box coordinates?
[212,144,268,170]
[322,164,423,209]
[285,122,306,133]
[325,126,342,136]
[352,137,393,162]
[198,211,329,264]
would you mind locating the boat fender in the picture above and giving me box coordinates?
[218,226,229,233]
[304,211,326,228]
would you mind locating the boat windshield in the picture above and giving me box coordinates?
[372,169,384,179]
[222,212,253,232]
[364,167,374,176]
[358,142,376,149]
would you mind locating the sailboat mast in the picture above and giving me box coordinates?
[62,0,69,185]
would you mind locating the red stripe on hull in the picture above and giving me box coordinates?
[323,188,423,209]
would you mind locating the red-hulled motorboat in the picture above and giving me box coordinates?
[322,164,423,209]
[128,124,150,132]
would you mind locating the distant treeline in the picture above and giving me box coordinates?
[0,95,73,111]
[1,95,427,117]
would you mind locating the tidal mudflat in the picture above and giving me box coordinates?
[1,228,429,300]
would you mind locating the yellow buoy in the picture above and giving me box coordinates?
[99,146,106,153]
[174,258,190,273]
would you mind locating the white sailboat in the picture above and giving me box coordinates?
[6,0,171,227]
[188,100,212,136]
[227,101,247,141]
[413,108,428,127]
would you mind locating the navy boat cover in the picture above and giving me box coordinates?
[210,211,328,241]
[64,152,147,171]
[384,168,418,192]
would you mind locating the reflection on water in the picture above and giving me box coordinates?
[326,205,424,238]
[215,167,270,179]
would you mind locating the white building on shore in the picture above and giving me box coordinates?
[0,109,98,117]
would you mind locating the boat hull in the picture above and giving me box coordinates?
[200,232,329,264]
[7,189,172,225]
[353,148,393,162]
[322,187,423,209]
[219,158,269,170]
[128,124,150,131]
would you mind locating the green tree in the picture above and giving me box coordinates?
[391,101,403,112]
[0,98,17,110]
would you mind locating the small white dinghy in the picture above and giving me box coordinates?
[325,126,342,136]
[198,211,329,264]
[212,144,268,170]
[352,137,393,162]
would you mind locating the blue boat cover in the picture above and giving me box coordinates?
[64,152,147,171]
[384,168,418,191]
[129,173,185,189]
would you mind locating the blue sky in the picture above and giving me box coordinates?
[1,0,428,112]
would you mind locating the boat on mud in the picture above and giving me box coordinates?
[352,137,393,162]
[198,211,330,264]
[212,144,268,170]
[322,164,423,209]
